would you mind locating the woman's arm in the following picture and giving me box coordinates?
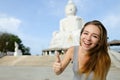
[53,47,74,75]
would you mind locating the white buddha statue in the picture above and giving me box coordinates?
[49,0,83,48]
[60,0,83,32]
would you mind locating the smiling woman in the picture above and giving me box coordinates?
[53,20,111,80]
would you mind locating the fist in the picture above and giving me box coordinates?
[53,53,62,73]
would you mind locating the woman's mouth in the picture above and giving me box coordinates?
[83,41,92,47]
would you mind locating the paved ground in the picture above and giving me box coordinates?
[0,65,120,80]
[0,56,120,80]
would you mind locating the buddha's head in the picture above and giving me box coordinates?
[65,0,77,17]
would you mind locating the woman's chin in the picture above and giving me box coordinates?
[81,46,91,51]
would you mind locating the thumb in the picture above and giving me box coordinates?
[56,52,61,63]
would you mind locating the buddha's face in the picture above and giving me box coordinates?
[65,4,77,16]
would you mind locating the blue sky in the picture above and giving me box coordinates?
[0,0,120,55]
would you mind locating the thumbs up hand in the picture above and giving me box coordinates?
[53,52,62,75]
[56,53,61,63]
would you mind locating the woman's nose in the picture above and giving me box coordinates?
[86,35,91,41]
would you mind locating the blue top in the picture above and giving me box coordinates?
[72,46,94,80]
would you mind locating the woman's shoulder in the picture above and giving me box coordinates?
[67,46,74,52]
[68,45,79,51]
[67,46,79,58]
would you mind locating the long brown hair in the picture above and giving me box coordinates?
[79,20,111,80]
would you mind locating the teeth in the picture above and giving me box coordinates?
[85,42,90,44]
[84,40,91,45]
[84,42,91,45]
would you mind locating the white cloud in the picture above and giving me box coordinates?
[0,14,21,34]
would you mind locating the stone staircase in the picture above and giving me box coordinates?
[0,56,56,67]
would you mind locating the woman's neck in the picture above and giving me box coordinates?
[79,46,89,56]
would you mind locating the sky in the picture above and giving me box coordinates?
[0,0,120,55]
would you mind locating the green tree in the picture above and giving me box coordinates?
[0,32,10,53]
[0,32,31,55]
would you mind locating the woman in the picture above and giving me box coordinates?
[53,20,111,80]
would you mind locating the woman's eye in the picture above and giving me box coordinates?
[83,32,88,35]
[93,35,99,39]
[93,36,97,38]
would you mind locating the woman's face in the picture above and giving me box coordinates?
[80,24,100,51]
